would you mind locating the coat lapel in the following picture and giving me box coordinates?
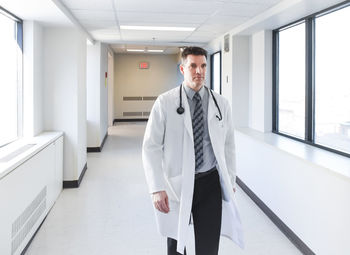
[207,88,218,125]
[174,85,193,140]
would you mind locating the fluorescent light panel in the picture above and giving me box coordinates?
[126,49,144,52]
[120,25,195,32]
[147,49,164,53]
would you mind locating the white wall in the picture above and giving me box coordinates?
[206,0,350,254]
[250,30,272,132]
[23,21,43,137]
[77,34,87,177]
[236,130,350,255]
[107,51,115,126]
[207,35,249,128]
[100,44,108,140]
[232,36,250,127]
[87,43,101,147]
[114,54,181,119]
[86,42,108,148]
[43,27,87,181]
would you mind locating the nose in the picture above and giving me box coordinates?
[195,66,203,74]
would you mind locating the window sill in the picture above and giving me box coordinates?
[235,127,350,179]
[0,132,63,180]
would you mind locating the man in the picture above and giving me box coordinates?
[142,46,244,255]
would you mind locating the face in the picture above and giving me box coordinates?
[180,54,207,91]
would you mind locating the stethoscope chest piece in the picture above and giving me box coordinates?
[177,107,184,114]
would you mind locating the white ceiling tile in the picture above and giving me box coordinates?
[82,20,117,30]
[91,33,122,41]
[121,30,193,40]
[114,0,224,15]
[204,15,248,25]
[222,0,280,4]
[218,2,272,17]
[72,10,115,21]
[117,12,208,24]
[62,0,114,11]
[0,0,72,26]
[89,27,120,34]
[184,35,213,43]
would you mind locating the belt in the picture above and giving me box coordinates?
[195,166,217,180]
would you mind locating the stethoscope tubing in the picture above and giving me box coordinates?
[177,84,222,121]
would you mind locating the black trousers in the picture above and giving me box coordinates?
[167,169,222,255]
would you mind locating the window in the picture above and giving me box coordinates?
[277,22,305,139]
[314,6,350,154]
[0,8,22,147]
[210,51,221,94]
[273,2,350,157]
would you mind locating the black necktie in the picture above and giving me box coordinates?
[192,93,204,170]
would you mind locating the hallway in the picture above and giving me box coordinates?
[26,123,301,255]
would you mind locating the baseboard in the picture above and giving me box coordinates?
[113,118,148,124]
[87,132,108,153]
[63,163,87,189]
[21,212,49,255]
[236,177,315,255]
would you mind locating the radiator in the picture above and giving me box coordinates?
[0,134,63,255]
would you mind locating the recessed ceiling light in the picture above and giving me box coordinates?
[126,49,145,52]
[120,25,195,32]
[147,49,164,53]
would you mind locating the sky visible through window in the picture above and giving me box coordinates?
[278,22,305,139]
[315,6,350,154]
[0,13,19,147]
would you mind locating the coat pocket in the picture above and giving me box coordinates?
[166,174,182,202]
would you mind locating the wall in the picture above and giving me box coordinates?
[86,42,108,148]
[100,44,108,139]
[107,51,115,126]
[206,0,350,254]
[43,27,87,181]
[87,43,101,147]
[249,30,272,132]
[23,21,43,137]
[207,34,249,128]
[114,54,181,119]
[236,130,350,254]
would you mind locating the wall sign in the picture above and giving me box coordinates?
[139,62,149,69]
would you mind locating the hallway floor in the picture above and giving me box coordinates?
[26,122,302,255]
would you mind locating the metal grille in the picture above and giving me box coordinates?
[123,112,143,117]
[123,97,142,101]
[11,186,47,255]
[142,96,157,101]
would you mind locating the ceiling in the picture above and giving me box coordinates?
[62,0,282,46]
[0,0,284,53]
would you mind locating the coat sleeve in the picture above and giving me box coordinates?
[224,99,237,190]
[142,96,167,194]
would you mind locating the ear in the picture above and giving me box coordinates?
[179,64,185,75]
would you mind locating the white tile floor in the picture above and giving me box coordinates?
[26,122,302,255]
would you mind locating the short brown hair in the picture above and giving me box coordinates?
[181,46,207,64]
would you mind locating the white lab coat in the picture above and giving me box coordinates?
[142,85,244,254]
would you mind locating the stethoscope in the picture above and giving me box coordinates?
[177,84,223,121]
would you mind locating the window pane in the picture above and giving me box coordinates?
[0,13,19,147]
[278,22,306,139]
[212,52,221,94]
[315,6,350,154]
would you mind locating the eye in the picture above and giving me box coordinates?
[191,64,196,68]
[201,64,207,68]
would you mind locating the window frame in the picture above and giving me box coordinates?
[272,1,350,158]
[0,6,23,148]
[210,51,222,95]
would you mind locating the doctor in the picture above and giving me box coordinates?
[142,46,244,255]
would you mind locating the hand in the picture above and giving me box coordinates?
[152,191,170,213]
[233,187,236,193]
